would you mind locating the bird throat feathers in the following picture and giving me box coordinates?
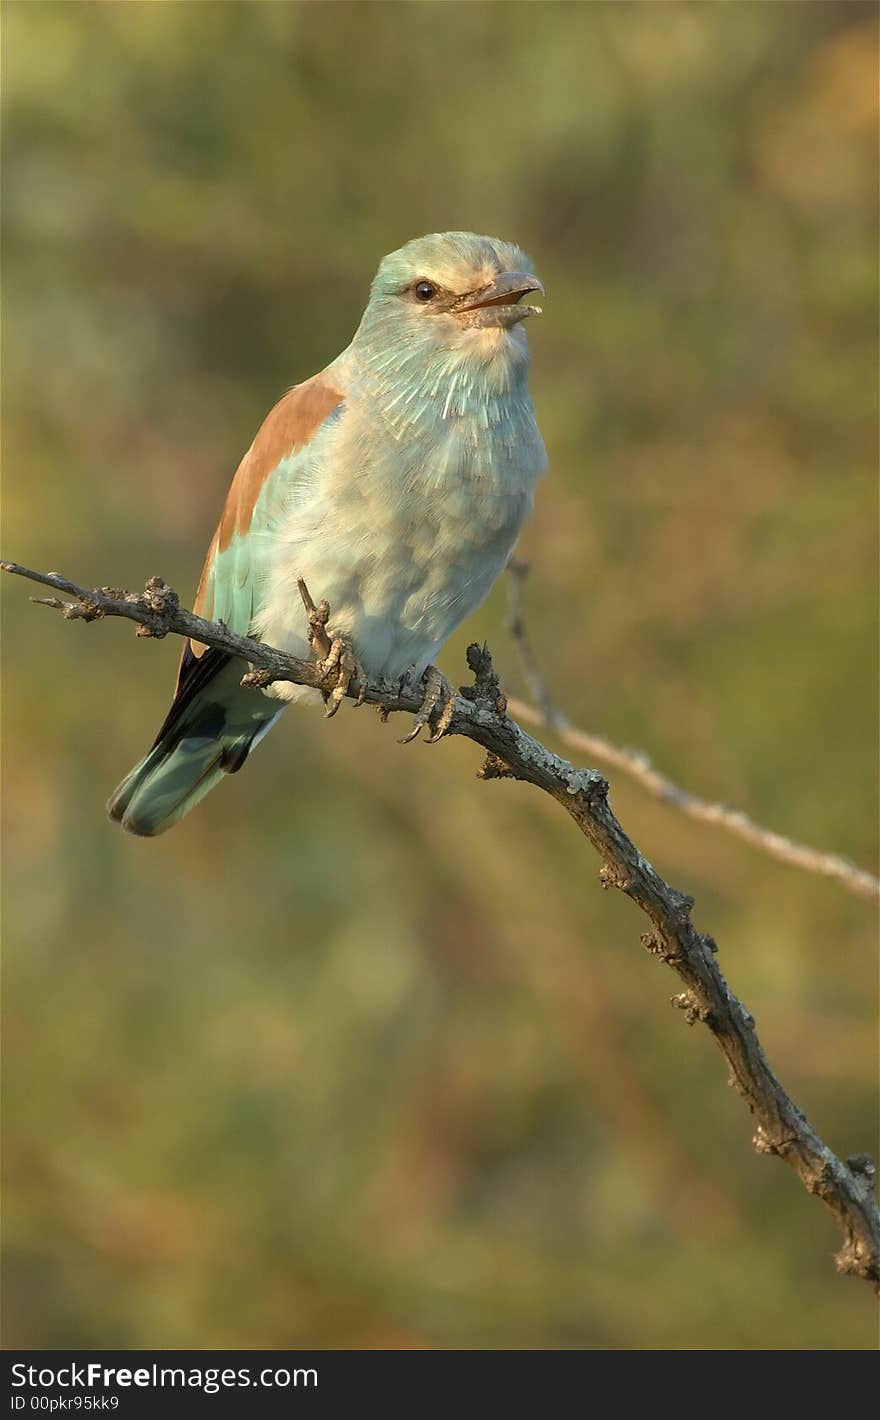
[351,305,533,441]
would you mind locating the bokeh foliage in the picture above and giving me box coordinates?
[3,0,877,1349]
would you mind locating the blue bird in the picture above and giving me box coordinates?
[108,232,547,835]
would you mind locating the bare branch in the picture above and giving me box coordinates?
[4,556,879,1289]
[505,561,880,903]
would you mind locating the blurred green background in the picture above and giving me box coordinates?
[3,0,877,1350]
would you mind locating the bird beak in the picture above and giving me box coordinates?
[453,272,545,327]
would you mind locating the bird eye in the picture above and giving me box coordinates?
[414,280,436,302]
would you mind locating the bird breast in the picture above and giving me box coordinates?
[258,392,546,683]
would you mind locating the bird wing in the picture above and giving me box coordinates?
[174,372,345,701]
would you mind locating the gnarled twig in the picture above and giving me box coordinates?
[505,560,879,902]
[3,556,878,1290]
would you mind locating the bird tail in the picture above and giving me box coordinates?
[107,650,281,836]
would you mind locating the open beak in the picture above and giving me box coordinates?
[453,272,545,327]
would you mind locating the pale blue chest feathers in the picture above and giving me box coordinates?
[348,310,547,501]
[256,320,546,684]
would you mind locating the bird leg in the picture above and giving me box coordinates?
[316,633,367,717]
[399,664,457,745]
[297,578,366,718]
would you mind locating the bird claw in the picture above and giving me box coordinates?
[399,665,457,745]
[297,578,365,717]
[317,635,366,718]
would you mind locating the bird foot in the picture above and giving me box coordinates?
[317,633,367,718]
[399,665,457,745]
[297,577,365,717]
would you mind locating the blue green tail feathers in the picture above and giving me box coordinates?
[107,650,280,836]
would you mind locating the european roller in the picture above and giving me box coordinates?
[108,232,547,835]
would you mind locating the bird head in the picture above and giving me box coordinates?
[350,233,544,430]
[356,232,543,361]
[371,230,543,328]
